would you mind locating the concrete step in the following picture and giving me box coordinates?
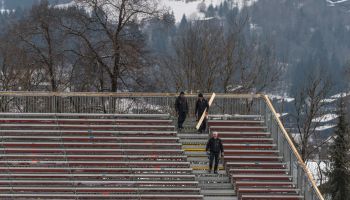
[180,139,208,145]
[178,134,209,139]
[182,145,206,150]
[208,120,265,126]
[210,126,267,132]
[232,174,293,181]
[209,114,262,120]
[193,170,227,175]
[185,151,208,157]
[201,189,235,196]
[229,168,289,175]
[199,183,233,189]
[224,155,283,162]
[221,138,273,143]
[188,157,211,162]
[191,164,224,170]
[235,181,295,187]
[223,143,276,149]
[198,176,230,182]
[226,162,286,169]
[204,196,238,200]
[238,187,300,195]
[224,150,279,156]
[212,132,271,138]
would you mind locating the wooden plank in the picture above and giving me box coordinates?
[195,93,216,130]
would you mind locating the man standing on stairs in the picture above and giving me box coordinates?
[195,93,209,133]
[175,91,188,131]
[206,132,224,174]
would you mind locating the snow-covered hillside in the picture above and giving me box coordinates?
[57,0,257,22]
[161,0,257,22]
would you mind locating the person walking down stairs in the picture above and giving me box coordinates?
[195,93,209,133]
[175,91,188,131]
[206,132,224,174]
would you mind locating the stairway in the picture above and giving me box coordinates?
[208,115,304,200]
[178,119,237,200]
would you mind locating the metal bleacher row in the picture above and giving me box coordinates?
[0,113,203,199]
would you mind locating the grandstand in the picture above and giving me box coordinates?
[0,92,324,200]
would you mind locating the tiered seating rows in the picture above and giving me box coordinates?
[0,113,203,199]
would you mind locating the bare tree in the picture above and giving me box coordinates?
[290,67,333,162]
[162,19,224,92]
[9,1,73,92]
[62,0,162,92]
[0,31,39,91]
[232,37,282,94]
[221,13,248,93]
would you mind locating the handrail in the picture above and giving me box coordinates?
[262,94,324,200]
[0,91,261,98]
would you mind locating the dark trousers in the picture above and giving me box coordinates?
[178,112,186,129]
[199,117,207,133]
[209,152,220,172]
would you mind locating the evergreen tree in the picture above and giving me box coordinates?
[327,97,350,200]
[206,4,215,18]
[178,14,188,31]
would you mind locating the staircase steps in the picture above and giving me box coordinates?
[177,123,235,200]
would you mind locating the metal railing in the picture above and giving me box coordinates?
[262,95,324,200]
[0,92,262,116]
[0,91,324,200]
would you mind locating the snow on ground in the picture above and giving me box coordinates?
[114,98,171,114]
[312,114,338,123]
[268,94,295,103]
[276,113,288,118]
[161,0,257,22]
[321,92,350,103]
[307,160,329,185]
[55,1,76,9]
[330,92,350,99]
[326,0,350,5]
[315,124,336,131]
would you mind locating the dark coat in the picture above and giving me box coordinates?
[206,138,224,154]
[195,99,209,116]
[175,96,188,114]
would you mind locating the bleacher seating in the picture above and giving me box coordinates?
[0,113,203,199]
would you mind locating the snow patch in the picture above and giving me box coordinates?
[327,0,350,4]
[268,94,295,103]
[312,114,338,123]
[161,0,257,22]
[307,160,329,185]
[330,92,350,99]
[276,113,288,118]
[315,125,336,131]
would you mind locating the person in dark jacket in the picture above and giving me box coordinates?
[195,93,209,133]
[206,132,224,174]
[175,91,188,131]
